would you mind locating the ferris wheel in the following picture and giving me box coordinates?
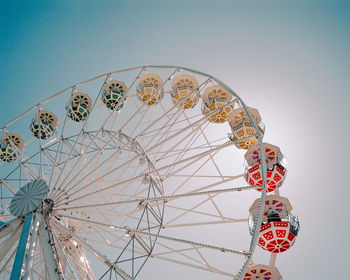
[0,66,300,280]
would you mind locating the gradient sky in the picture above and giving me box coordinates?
[1,0,350,279]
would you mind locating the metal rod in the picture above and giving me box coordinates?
[269,253,277,267]
[55,140,235,206]
[55,214,248,257]
[55,185,260,211]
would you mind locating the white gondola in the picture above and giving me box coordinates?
[102,79,128,111]
[171,74,199,109]
[201,85,233,123]
[67,92,92,122]
[137,73,164,105]
[30,110,57,139]
[227,106,264,149]
[0,132,24,162]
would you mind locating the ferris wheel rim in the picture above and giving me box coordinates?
[0,65,272,280]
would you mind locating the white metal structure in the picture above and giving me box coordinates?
[0,66,275,279]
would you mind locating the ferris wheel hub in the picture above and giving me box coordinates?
[9,179,49,217]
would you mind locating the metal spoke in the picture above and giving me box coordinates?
[54,214,248,257]
[52,74,111,192]
[50,217,132,280]
[51,68,145,199]
[52,76,210,203]
[54,185,259,211]
[55,140,235,206]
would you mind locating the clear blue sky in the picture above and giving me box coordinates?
[1,0,350,278]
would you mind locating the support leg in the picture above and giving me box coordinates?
[10,214,33,280]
